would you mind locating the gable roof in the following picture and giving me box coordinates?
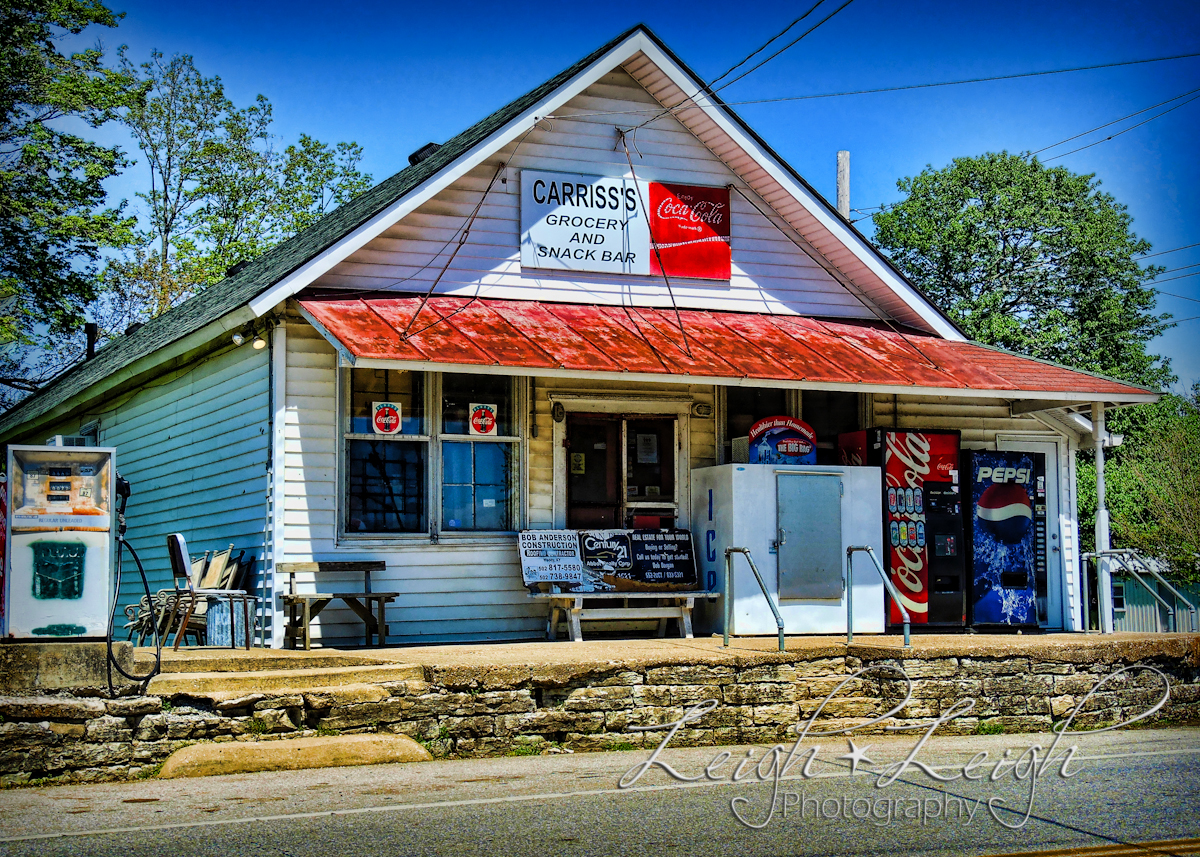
[1,24,1141,438]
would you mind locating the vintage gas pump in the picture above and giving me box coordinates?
[3,445,117,639]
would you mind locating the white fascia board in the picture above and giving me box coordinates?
[248,33,662,319]
[345,354,1158,403]
[632,42,963,341]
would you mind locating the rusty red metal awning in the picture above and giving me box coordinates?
[295,292,1155,403]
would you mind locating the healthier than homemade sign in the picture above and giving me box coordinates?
[520,169,730,280]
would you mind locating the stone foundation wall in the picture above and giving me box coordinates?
[2,645,1197,786]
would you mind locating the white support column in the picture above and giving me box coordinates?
[1092,402,1114,633]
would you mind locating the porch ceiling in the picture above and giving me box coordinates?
[295,291,1157,405]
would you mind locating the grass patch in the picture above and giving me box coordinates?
[612,741,636,752]
[508,744,541,757]
[136,763,164,780]
[245,717,272,736]
[314,725,340,737]
[975,720,1005,736]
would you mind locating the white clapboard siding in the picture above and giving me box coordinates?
[870,394,1044,448]
[281,322,543,644]
[311,69,879,321]
[34,344,272,631]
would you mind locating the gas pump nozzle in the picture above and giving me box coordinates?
[115,474,131,537]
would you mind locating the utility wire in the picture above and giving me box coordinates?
[628,0,855,131]
[1139,241,1200,260]
[1151,261,1200,277]
[705,2,828,89]
[1031,85,1200,157]
[1043,89,1200,161]
[553,51,1200,120]
[1153,289,1200,305]
[1147,269,1200,286]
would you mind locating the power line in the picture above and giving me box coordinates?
[553,51,1200,120]
[1151,261,1200,277]
[628,0,856,131]
[706,3,828,89]
[1140,242,1200,260]
[1031,86,1200,156]
[1043,89,1200,161]
[1154,289,1200,305]
[1148,270,1200,286]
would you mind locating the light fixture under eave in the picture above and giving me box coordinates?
[232,333,245,346]
[252,335,267,350]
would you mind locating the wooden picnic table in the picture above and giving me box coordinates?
[279,561,398,649]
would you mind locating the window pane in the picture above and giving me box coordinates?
[442,373,513,435]
[441,440,514,532]
[473,442,509,486]
[475,485,509,530]
[345,439,426,533]
[442,485,474,530]
[802,390,859,464]
[350,369,425,434]
[442,440,473,485]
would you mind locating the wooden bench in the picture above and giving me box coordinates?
[529,590,709,642]
[279,561,398,650]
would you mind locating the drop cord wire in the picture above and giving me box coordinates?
[106,476,162,697]
[619,131,694,359]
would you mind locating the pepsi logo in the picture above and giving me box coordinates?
[976,482,1032,543]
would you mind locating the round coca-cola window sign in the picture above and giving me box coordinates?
[469,403,498,436]
[372,402,401,435]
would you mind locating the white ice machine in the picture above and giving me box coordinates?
[690,464,884,636]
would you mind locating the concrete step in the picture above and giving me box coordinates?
[146,663,425,697]
[133,648,397,674]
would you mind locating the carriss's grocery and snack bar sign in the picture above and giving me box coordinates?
[520,169,731,280]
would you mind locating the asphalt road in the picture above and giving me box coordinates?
[1,727,1198,857]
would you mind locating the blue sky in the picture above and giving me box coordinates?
[83,0,1200,390]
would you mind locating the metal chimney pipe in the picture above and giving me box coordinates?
[84,323,98,360]
[837,150,850,219]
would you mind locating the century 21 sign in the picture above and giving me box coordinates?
[520,169,731,280]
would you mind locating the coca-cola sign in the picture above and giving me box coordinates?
[521,169,731,280]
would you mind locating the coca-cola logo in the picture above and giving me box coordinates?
[885,431,932,490]
[655,196,727,231]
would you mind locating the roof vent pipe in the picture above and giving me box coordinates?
[836,150,850,219]
[84,323,98,360]
[408,142,441,166]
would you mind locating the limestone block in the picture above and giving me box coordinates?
[562,686,634,712]
[604,706,685,732]
[255,695,304,710]
[752,703,800,725]
[564,732,645,752]
[134,713,167,740]
[48,722,86,738]
[594,671,644,686]
[982,675,1053,697]
[631,685,673,706]
[86,715,133,743]
[723,683,795,706]
[959,658,1031,676]
[252,709,297,733]
[899,658,959,678]
[791,658,849,677]
[319,700,412,730]
[1050,695,1076,717]
[0,695,105,721]
[1031,662,1075,675]
[439,715,495,737]
[671,685,726,705]
[736,665,799,684]
[645,665,735,686]
[105,697,163,717]
[495,710,605,736]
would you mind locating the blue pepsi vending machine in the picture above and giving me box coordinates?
[963,450,1047,628]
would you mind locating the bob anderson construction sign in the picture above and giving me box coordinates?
[521,169,731,280]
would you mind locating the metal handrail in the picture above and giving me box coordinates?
[1088,549,1197,633]
[723,547,785,652]
[846,545,910,648]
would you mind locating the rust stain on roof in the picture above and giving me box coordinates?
[297,292,1153,399]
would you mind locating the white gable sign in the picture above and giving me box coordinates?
[521,169,731,280]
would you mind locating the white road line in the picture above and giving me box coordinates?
[3,746,1198,843]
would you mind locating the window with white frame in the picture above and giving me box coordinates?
[342,369,519,536]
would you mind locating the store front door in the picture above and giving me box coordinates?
[566,415,677,529]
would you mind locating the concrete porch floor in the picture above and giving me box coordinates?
[139,631,1200,675]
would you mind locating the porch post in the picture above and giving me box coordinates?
[1092,402,1114,633]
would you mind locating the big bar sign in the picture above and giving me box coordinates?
[520,169,730,280]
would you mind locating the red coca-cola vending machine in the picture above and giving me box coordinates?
[839,429,965,629]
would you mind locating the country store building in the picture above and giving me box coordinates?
[0,25,1156,647]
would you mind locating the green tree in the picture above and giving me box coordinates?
[872,152,1172,388]
[1077,388,1200,582]
[101,52,372,330]
[0,0,141,402]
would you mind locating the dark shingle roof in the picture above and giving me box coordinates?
[0,25,646,438]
